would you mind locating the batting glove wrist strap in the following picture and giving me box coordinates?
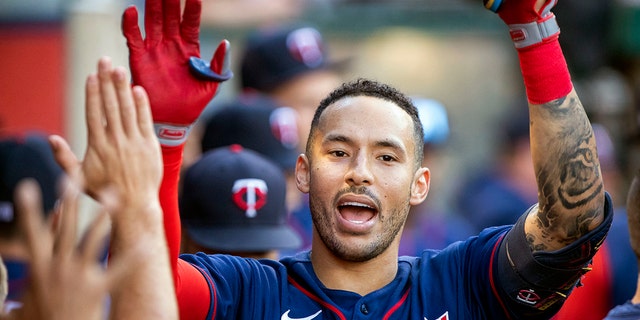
[508,14,559,49]
[154,123,194,147]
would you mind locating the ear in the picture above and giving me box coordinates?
[295,154,311,194]
[409,166,430,206]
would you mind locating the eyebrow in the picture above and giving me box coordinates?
[323,133,407,154]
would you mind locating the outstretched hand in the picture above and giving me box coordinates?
[121,0,232,146]
[50,57,162,212]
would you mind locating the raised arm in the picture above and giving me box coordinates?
[490,0,606,250]
[49,57,177,319]
[121,0,232,318]
[121,0,231,271]
[485,0,611,317]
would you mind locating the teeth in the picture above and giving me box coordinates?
[341,202,373,209]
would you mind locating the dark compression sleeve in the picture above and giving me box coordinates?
[494,192,613,318]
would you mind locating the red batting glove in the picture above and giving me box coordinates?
[121,0,232,147]
[489,0,560,49]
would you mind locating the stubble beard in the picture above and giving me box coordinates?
[309,189,410,262]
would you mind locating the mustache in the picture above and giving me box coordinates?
[334,186,381,209]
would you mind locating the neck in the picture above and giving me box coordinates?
[310,237,400,296]
[632,275,640,304]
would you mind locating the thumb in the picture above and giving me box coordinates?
[210,40,232,77]
[188,40,233,82]
[48,135,80,176]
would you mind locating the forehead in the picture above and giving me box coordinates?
[316,95,416,148]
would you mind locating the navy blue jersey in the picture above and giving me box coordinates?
[604,301,640,320]
[179,195,613,320]
[181,226,510,319]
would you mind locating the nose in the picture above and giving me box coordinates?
[345,153,374,186]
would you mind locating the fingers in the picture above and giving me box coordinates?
[210,40,230,74]
[180,0,202,46]
[112,66,139,137]
[132,86,155,139]
[15,180,50,288]
[78,211,110,269]
[48,135,80,177]
[204,40,233,83]
[53,179,80,263]
[98,58,125,138]
[164,0,182,38]
[144,0,163,45]
[122,6,144,51]
[85,71,106,147]
[96,58,142,139]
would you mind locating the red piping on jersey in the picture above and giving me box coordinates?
[288,275,347,320]
[489,233,512,320]
[194,264,217,320]
[382,287,411,320]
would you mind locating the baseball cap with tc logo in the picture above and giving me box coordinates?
[179,145,302,252]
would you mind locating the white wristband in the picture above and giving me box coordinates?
[154,123,193,147]
[508,14,560,49]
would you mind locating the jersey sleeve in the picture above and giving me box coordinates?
[180,253,287,319]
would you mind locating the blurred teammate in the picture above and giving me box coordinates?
[0,134,63,313]
[180,145,301,259]
[604,168,640,319]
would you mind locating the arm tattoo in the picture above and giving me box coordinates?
[527,96,604,250]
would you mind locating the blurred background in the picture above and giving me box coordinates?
[2,0,640,222]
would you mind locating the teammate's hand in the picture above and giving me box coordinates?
[50,57,162,208]
[496,0,556,25]
[10,179,133,320]
[121,0,232,146]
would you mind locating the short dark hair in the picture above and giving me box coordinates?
[306,78,424,168]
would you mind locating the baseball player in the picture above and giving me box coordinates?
[56,0,613,318]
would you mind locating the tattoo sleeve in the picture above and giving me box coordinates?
[525,89,605,252]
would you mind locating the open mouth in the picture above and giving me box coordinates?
[338,201,377,224]
[335,193,380,232]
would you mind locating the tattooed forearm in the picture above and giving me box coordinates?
[527,92,605,252]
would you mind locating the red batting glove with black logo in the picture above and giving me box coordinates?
[122,0,232,147]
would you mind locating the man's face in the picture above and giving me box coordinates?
[296,95,429,262]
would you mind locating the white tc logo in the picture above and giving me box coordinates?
[232,179,268,218]
[270,107,299,149]
[286,27,324,68]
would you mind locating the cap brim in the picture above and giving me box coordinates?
[185,224,302,252]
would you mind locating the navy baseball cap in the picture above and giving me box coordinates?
[179,145,301,252]
[200,96,300,171]
[0,134,63,229]
[240,24,330,92]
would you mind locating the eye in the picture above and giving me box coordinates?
[378,154,396,162]
[330,150,348,157]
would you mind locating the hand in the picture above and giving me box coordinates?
[6,179,131,320]
[488,0,560,49]
[50,57,162,211]
[121,0,232,146]
[496,0,556,24]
